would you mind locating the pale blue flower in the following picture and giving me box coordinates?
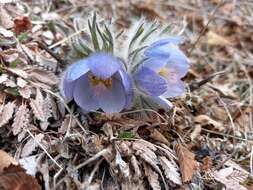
[134,37,190,109]
[62,52,133,113]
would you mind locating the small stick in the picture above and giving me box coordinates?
[189,70,226,92]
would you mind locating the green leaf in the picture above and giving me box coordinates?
[88,13,100,50]
[6,87,20,96]
[17,32,29,43]
[129,23,144,49]
[10,58,21,68]
[118,131,135,139]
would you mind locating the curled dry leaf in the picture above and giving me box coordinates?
[159,156,182,185]
[21,133,44,157]
[0,101,15,127]
[14,16,32,35]
[0,165,41,190]
[176,144,197,183]
[194,114,224,131]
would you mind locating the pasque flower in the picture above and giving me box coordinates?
[134,37,190,108]
[62,52,133,113]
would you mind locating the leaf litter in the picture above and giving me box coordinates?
[0,0,252,189]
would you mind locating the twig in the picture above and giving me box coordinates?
[74,148,110,171]
[189,70,226,92]
[26,129,63,170]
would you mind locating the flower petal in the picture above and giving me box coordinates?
[62,76,76,101]
[87,52,121,79]
[134,67,167,96]
[65,59,90,82]
[166,57,190,78]
[73,74,99,111]
[141,57,167,72]
[93,79,126,113]
[115,69,133,109]
[151,96,173,111]
[162,80,185,98]
[144,37,183,57]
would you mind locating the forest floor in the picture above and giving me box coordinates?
[0,0,253,190]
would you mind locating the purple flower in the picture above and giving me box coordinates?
[61,52,133,113]
[134,37,189,109]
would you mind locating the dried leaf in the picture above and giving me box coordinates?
[176,144,197,183]
[190,124,202,141]
[18,86,32,99]
[12,104,29,135]
[21,134,44,157]
[201,156,213,172]
[0,6,14,29]
[159,156,182,185]
[0,150,18,173]
[194,114,224,131]
[214,167,247,190]
[149,129,169,145]
[17,77,27,88]
[0,165,41,190]
[207,31,231,46]
[27,68,59,86]
[132,141,158,168]
[130,155,142,180]
[19,156,37,176]
[14,16,32,35]
[143,163,161,190]
[115,150,130,179]
[30,89,45,121]
[0,101,15,127]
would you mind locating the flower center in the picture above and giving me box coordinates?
[158,67,178,83]
[158,67,169,78]
[88,73,113,88]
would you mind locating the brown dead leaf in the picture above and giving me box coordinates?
[14,16,32,35]
[27,68,59,86]
[149,128,169,145]
[176,144,197,183]
[201,156,212,172]
[0,164,41,190]
[194,114,225,131]
[207,31,231,46]
[0,150,18,173]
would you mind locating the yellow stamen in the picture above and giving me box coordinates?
[88,73,113,88]
[158,67,169,78]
